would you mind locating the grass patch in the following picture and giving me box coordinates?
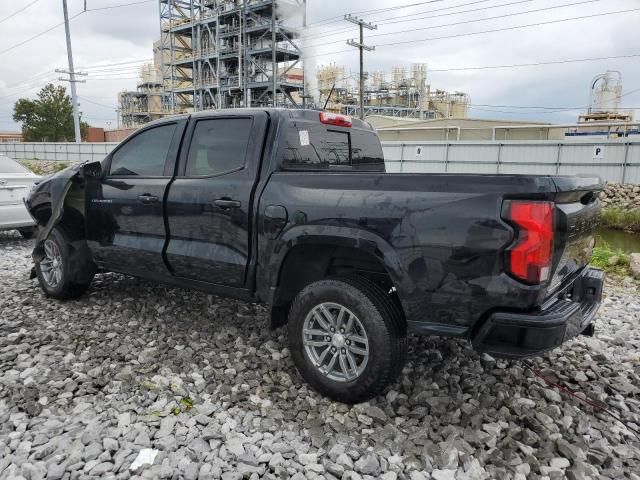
[19,159,69,176]
[590,244,630,277]
[179,397,194,411]
[600,207,640,233]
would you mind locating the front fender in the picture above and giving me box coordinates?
[27,161,100,263]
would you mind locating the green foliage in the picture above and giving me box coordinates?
[180,397,194,411]
[600,207,640,233]
[12,84,89,142]
[19,160,69,176]
[590,243,630,277]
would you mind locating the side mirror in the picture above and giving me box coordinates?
[82,161,103,179]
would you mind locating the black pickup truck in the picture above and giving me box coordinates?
[26,109,604,403]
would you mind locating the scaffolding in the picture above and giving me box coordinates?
[158,0,305,114]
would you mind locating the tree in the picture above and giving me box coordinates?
[13,83,89,142]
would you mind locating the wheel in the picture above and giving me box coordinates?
[288,276,407,403]
[35,226,93,300]
[18,228,34,239]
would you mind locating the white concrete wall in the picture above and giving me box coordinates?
[1,138,638,183]
[383,140,640,183]
[0,142,117,163]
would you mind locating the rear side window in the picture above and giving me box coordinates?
[110,123,176,176]
[185,118,252,176]
[351,129,385,170]
[283,123,384,171]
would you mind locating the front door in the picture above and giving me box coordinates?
[165,113,267,287]
[86,121,184,275]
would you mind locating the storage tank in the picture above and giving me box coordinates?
[411,63,427,86]
[590,71,622,113]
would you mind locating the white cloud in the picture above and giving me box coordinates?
[1,0,639,130]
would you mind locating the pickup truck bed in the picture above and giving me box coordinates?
[26,109,604,403]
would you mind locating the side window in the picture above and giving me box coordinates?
[283,124,351,168]
[109,124,176,176]
[185,118,252,177]
[351,129,385,171]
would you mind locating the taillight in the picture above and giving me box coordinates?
[319,112,352,127]
[502,200,555,284]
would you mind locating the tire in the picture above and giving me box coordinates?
[35,226,93,300]
[18,228,35,239]
[288,276,407,403]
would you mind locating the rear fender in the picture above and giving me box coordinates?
[260,225,412,318]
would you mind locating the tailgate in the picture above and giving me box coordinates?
[0,176,32,206]
[548,175,603,292]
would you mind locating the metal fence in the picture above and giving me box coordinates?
[382,140,640,183]
[2,139,639,184]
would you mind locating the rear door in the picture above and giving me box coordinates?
[86,120,185,275]
[165,112,268,287]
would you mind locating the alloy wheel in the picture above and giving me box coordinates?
[302,302,370,382]
[39,239,63,288]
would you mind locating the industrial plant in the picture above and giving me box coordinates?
[119,0,305,128]
[316,62,470,120]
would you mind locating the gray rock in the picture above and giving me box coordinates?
[297,453,318,465]
[221,472,242,480]
[326,462,345,477]
[336,453,354,470]
[630,253,640,279]
[557,439,586,461]
[90,462,115,475]
[0,230,637,480]
[431,470,456,480]
[103,438,119,452]
[225,437,245,457]
[354,454,380,475]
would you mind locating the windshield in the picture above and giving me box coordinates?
[0,155,31,174]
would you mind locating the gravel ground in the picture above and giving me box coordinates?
[1,230,639,480]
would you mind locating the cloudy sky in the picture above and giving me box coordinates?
[1,0,639,131]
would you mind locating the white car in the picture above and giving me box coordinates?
[0,154,40,239]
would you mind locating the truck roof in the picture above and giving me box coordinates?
[144,108,375,132]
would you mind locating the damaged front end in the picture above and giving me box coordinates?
[26,161,102,281]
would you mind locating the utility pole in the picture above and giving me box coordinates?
[345,14,376,120]
[60,0,85,143]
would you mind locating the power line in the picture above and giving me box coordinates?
[305,0,600,49]
[85,0,154,12]
[378,0,533,26]
[79,97,117,109]
[375,7,640,48]
[79,58,152,70]
[305,0,446,28]
[0,71,57,94]
[299,0,498,41]
[429,53,640,72]
[373,0,600,36]
[0,12,84,57]
[0,0,43,25]
[0,0,157,58]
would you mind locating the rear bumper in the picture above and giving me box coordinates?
[472,267,604,359]
[0,203,36,230]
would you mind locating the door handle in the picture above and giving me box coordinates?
[213,198,241,210]
[137,194,159,204]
